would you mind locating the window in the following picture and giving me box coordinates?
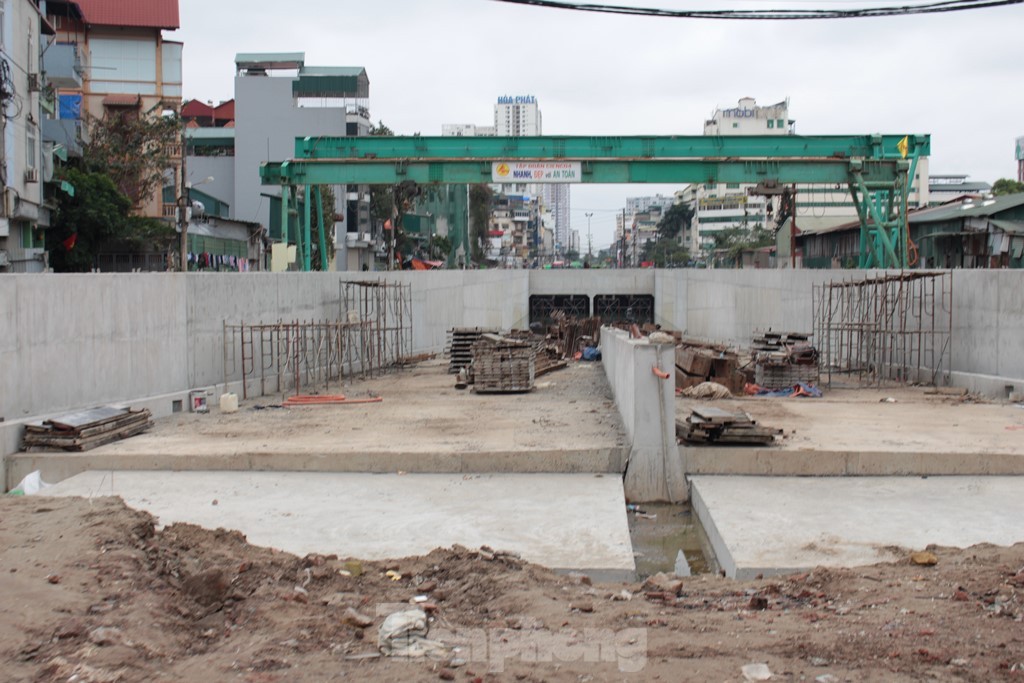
[732,122,739,128]
[777,119,785,128]
[767,120,774,129]
[26,128,37,170]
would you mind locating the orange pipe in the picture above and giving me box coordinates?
[652,366,671,380]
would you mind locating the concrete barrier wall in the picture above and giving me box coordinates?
[601,328,685,502]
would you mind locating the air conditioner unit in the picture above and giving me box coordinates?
[27,73,41,92]
[24,168,39,183]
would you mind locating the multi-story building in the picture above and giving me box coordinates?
[441,123,495,137]
[928,174,992,205]
[541,183,570,254]
[186,53,374,271]
[494,94,541,136]
[44,0,182,221]
[0,0,52,272]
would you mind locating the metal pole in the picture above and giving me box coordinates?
[178,123,188,272]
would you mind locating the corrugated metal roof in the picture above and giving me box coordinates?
[235,53,305,70]
[929,182,992,193]
[910,193,1024,224]
[989,219,1024,235]
[74,0,179,29]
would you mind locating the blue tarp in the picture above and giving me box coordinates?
[752,382,822,398]
[59,94,82,120]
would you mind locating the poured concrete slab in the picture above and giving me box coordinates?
[39,471,635,581]
[690,475,1024,579]
[9,361,627,488]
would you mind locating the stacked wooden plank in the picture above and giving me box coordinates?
[752,330,819,389]
[446,327,498,374]
[471,334,536,393]
[23,406,153,452]
[676,406,780,446]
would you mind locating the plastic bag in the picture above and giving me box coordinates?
[8,470,51,496]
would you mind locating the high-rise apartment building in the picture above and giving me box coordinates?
[494,95,541,136]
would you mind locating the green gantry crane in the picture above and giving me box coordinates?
[259,133,928,271]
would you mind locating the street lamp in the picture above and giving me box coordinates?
[585,212,593,259]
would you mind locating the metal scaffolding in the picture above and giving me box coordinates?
[221,280,412,399]
[340,279,413,375]
[813,271,953,387]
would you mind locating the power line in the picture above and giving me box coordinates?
[491,0,1023,20]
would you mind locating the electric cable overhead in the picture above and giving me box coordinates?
[492,0,1023,19]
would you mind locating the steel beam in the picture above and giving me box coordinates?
[261,158,903,186]
[294,134,929,161]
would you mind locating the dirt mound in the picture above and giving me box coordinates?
[1,496,1022,681]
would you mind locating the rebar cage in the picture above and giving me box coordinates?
[221,279,412,399]
[813,271,953,387]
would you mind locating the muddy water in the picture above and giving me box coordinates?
[627,502,717,578]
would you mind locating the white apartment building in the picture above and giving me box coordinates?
[494,95,541,136]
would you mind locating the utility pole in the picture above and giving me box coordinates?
[620,208,626,268]
[585,212,593,259]
[178,123,188,272]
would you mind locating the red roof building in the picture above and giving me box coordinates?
[72,0,179,29]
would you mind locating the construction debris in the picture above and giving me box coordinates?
[446,328,499,374]
[674,339,748,395]
[22,406,153,452]
[752,330,820,390]
[471,334,536,394]
[676,406,781,446]
[549,312,601,359]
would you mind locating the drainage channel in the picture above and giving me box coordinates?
[627,502,719,578]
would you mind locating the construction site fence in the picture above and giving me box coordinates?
[813,270,953,387]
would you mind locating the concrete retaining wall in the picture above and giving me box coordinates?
[4,269,1024,486]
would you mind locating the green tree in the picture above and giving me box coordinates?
[469,184,493,264]
[46,167,176,272]
[656,202,693,240]
[991,178,1024,196]
[710,223,774,267]
[83,105,180,208]
[428,234,452,262]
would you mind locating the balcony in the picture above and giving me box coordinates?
[43,43,83,89]
[42,118,84,157]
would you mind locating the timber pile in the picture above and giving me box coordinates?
[752,330,819,389]
[23,406,153,452]
[676,406,780,445]
[471,334,536,393]
[446,327,499,374]
[549,312,601,359]
[506,330,567,377]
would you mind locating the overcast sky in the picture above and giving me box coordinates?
[171,0,1024,250]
